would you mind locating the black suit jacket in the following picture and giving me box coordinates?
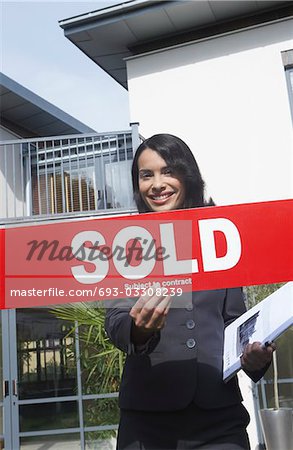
[105,288,266,411]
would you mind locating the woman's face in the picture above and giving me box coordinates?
[137,148,185,212]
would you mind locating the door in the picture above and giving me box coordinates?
[2,309,18,450]
[2,308,82,450]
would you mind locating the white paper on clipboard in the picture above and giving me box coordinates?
[223,282,293,382]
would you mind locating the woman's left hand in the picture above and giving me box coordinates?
[240,341,276,372]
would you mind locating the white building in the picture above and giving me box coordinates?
[60,1,293,449]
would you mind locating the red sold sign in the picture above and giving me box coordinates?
[0,199,292,309]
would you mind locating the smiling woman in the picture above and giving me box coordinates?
[105,133,275,450]
[131,134,213,213]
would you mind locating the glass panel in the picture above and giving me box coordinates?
[0,407,2,437]
[278,383,293,408]
[20,433,81,450]
[83,398,119,427]
[31,172,53,215]
[0,312,3,438]
[17,309,77,399]
[286,67,293,122]
[0,313,2,403]
[105,160,133,208]
[259,382,293,409]
[257,328,293,408]
[84,431,117,450]
[271,329,293,379]
[19,401,79,432]
[259,330,293,380]
[65,167,96,212]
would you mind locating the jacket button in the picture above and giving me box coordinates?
[185,304,193,311]
[186,338,196,348]
[186,319,195,329]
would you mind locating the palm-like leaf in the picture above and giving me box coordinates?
[51,302,125,393]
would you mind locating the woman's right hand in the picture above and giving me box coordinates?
[129,288,172,344]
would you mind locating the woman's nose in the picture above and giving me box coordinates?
[152,174,165,191]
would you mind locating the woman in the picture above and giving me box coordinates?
[105,134,274,450]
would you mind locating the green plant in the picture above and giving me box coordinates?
[52,303,124,390]
[244,283,284,309]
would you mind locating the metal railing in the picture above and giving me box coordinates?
[0,125,140,223]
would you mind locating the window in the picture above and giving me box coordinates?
[282,49,293,123]
[29,134,134,216]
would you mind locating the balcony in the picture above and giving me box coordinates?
[0,126,140,224]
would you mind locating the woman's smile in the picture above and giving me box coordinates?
[148,191,174,203]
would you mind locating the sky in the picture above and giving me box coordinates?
[1,1,130,132]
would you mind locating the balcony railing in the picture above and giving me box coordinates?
[0,125,140,224]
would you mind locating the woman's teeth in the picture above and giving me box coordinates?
[152,193,172,200]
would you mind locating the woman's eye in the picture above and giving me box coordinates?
[162,168,172,175]
[140,171,152,179]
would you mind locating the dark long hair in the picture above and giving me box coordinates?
[131,133,213,213]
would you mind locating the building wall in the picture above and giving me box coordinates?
[0,125,26,219]
[0,126,20,141]
[127,19,293,206]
